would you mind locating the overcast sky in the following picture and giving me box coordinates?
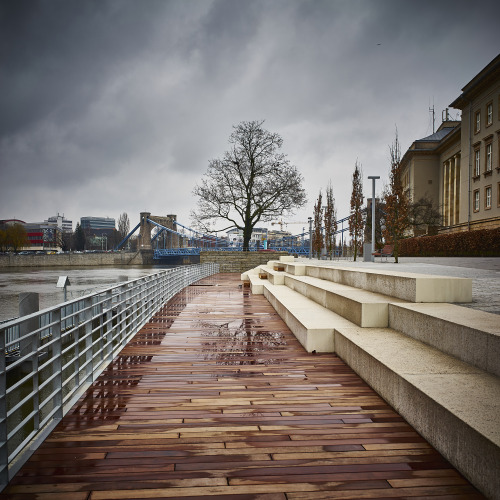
[1,0,499,236]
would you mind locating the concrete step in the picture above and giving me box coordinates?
[334,325,500,500]
[288,263,472,303]
[284,274,406,327]
[389,302,500,377]
[262,281,356,353]
[257,265,286,285]
[247,272,267,294]
[240,266,259,281]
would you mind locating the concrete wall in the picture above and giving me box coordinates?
[200,251,289,273]
[0,251,151,268]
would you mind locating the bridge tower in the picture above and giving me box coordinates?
[138,212,180,250]
[139,212,152,250]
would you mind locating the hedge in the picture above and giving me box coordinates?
[399,227,500,257]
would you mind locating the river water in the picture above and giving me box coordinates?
[0,265,172,322]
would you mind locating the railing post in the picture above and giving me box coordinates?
[52,308,63,419]
[0,326,7,489]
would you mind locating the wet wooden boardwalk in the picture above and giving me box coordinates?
[0,274,483,499]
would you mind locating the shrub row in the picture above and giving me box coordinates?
[399,227,500,257]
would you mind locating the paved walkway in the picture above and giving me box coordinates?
[0,274,483,499]
[298,257,500,315]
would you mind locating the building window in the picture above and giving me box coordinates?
[474,110,481,133]
[485,186,492,209]
[474,148,481,177]
[473,190,480,212]
[485,142,492,172]
[486,102,493,126]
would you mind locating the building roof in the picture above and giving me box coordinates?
[415,127,456,143]
[450,54,500,109]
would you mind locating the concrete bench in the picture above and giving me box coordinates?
[263,282,355,352]
[334,325,500,500]
[304,264,472,303]
[257,265,285,285]
[388,302,500,377]
[248,273,268,294]
[284,274,406,327]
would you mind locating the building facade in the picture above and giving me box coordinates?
[80,216,116,236]
[450,55,500,232]
[45,213,73,233]
[400,54,500,235]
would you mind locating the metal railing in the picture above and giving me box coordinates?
[0,263,219,489]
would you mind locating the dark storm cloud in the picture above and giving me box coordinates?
[1,1,159,134]
[1,0,499,228]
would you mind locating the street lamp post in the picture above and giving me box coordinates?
[368,176,380,262]
[308,217,313,260]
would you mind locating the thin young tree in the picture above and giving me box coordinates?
[312,190,323,258]
[324,181,337,259]
[349,161,364,261]
[192,120,307,250]
[383,130,410,263]
[117,212,130,240]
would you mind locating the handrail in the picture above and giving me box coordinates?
[0,263,219,490]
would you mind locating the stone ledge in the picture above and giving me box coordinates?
[299,264,472,303]
[263,282,355,352]
[389,302,500,377]
[334,325,500,500]
[284,274,406,327]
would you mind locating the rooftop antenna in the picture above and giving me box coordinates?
[429,102,435,133]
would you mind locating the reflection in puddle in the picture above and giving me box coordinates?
[198,319,287,366]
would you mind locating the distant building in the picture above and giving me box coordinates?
[400,120,461,235]
[400,54,500,235]
[0,219,25,227]
[45,213,72,233]
[0,219,61,250]
[23,222,61,250]
[267,229,296,247]
[80,216,115,236]
[226,227,268,247]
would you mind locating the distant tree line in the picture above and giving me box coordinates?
[1,212,136,253]
[0,223,28,252]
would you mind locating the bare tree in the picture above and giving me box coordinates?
[408,196,442,234]
[312,190,323,258]
[117,212,130,240]
[192,120,307,250]
[383,130,410,263]
[324,181,337,259]
[349,161,364,261]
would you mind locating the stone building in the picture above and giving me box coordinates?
[400,54,500,235]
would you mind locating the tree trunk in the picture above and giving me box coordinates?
[243,224,252,251]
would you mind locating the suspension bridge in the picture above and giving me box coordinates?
[115,211,351,259]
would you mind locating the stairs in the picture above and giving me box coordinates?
[242,257,500,500]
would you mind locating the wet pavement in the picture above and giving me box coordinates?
[0,273,484,499]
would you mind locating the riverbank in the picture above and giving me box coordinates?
[0,251,146,267]
[0,265,161,322]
